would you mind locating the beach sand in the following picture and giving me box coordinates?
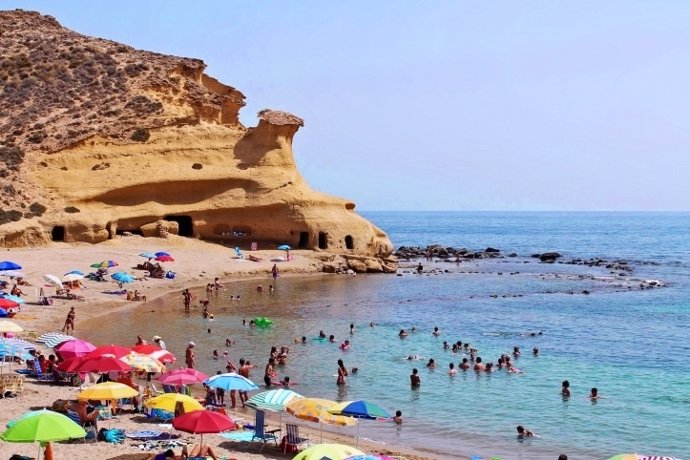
[1,236,449,460]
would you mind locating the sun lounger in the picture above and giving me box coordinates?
[281,423,310,453]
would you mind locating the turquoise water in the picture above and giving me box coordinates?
[85,212,690,459]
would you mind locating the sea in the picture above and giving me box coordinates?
[83,212,690,460]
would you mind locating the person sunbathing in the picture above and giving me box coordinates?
[69,400,100,428]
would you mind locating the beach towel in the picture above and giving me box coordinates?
[125,430,180,441]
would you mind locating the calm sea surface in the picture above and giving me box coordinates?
[84,212,690,459]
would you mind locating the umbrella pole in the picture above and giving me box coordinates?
[356,423,360,447]
[37,443,41,460]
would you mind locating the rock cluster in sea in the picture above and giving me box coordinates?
[395,245,507,260]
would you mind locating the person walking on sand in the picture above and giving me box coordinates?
[271,264,279,280]
[185,342,196,368]
[337,359,348,385]
[62,307,75,333]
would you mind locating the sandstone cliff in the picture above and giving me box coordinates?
[0,10,395,271]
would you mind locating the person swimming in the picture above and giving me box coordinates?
[432,326,441,336]
[561,380,571,397]
[399,329,409,338]
[319,330,326,339]
[448,362,457,375]
[516,425,535,439]
[426,358,436,368]
[340,340,350,350]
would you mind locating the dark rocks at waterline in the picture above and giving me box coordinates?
[395,245,503,260]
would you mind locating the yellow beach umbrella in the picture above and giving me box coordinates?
[292,443,364,460]
[121,353,166,373]
[606,455,638,460]
[78,382,139,401]
[0,320,23,333]
[144,393,203,413]
[286,398,357,427]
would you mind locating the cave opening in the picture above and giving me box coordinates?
[164,215,193,237]
[51,226,65,242]
[318,232,328,250]
[345,235,354,250]
[298,232,309,249]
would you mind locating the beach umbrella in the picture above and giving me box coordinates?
[0,298,20,309]
[139,252,158,259]
[606,456,678,460]
[0,294,25,304]
[54,339,96,361]
[131,344,163,355]
[149,349,176,364]
[90,260,118,269]
[36,332,74,348]
[62,273,84,282]
[42,274,62,288]
[0,338,35,353]
[246,389,303,412]
[155,254,175,262]
[0,308,8,318]
[154,252,171,257]
[0,261,22,271]
[145,393,204,413]
[111,272,135,284]
[64,270,84,276]
[0,270,25,278]
[60,355,131,373]
[328,400,391,420]
[205,372,259,392]
[0,320,23,333]
[158,368,207,386]
[286,398,357,427]
[172,410,236,446]
[121,353,166,373]
[292,443,364,460]
[77,381,139,400]
[277,245,291,251]
[87,344,131,359]
[0,409,86,458]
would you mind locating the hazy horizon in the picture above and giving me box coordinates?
[5,1,690,211]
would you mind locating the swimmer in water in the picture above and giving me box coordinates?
[212,350,219,360]
[393,410,403,424]
[225,338,232,347]
[561,380,571,398]
[443,341,449,350]
[350,323,355,334]
[448,362,457,375]
[513,346,521,358]
[426,358,436,369]
[460,357,470,370]
[432,326,441,336]
[340,340,350,350]
[589,387,600,400]
[301,336,307,344]
[533,347,539,356]
[516,425,535,439]
[399,329,409,338]
[410,368,420,387]
[329,335,335,343]
[319,330,326,339]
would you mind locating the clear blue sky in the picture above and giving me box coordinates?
[6,1,690,211]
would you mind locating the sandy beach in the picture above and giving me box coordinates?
[0,236,446,460]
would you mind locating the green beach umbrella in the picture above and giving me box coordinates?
[1,409,86,442]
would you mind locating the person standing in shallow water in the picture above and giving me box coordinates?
[410,368,420,387]
[185,342,196,368]
[337,359,348,385]
[271,264,279,280]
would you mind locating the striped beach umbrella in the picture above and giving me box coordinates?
[36,332,75,348]
[328,400,391,420]
[90,260,118,269]
[246,389,303,412]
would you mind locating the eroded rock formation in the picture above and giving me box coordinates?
[0,10,394,269]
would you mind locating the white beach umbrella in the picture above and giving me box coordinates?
[0,270,25,278]
[0,320,24,333]
[43,274,62,288]
[62,273,84,282]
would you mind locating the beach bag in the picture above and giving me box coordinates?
[99,428,125,443]
[166,271,175,279]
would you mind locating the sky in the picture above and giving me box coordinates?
[5,1,690,211]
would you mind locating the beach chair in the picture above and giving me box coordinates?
[66,410,97,442]
[250,410,280,451]
[32,360,55,383]
[281,423,310,453]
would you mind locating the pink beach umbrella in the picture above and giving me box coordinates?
[54,339,96,361]
[158,368,208,386]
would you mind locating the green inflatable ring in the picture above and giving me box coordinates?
[253,316,274,328]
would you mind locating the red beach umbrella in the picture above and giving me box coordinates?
[158,368,207,386]
[88,344,131,359]
[0,299,19,309]
[131,344,162,355]
[54,339,96,361]
[71,356,131,373]
[172,410,236,445]
[149,349,176,364]
[155,255,175,262]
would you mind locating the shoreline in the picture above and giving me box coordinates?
[2,237,451,460]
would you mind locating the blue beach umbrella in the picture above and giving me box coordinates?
[0,308,7,318]
[0,261,22,271]
[139,252,158,259]
[154,252,170,257]
[277,245,291,251]
[36,332,75,348]
[64,270,84,276]
[205,372,259,392]
[111,272,135,284]
[246,389,303,412]
[328,400,391,420]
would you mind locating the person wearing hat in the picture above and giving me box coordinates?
[152,335,166,350]
[185,342,196,368]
